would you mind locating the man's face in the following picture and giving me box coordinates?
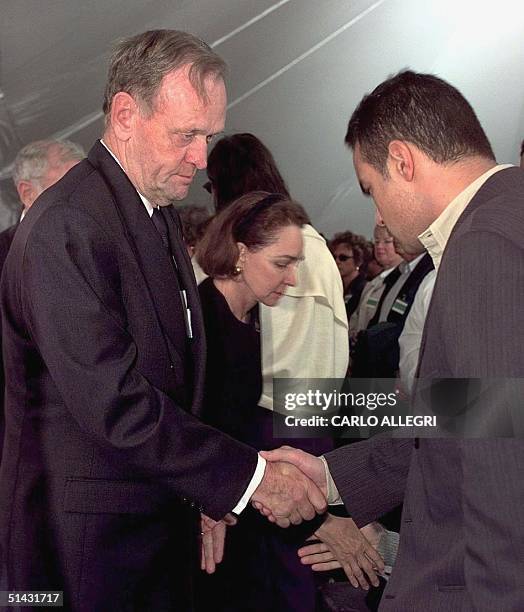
[353,142,425,254]
[124,66,226,206]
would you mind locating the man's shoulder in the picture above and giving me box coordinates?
[452,168,524,250]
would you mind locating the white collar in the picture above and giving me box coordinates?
[99,139,154,217]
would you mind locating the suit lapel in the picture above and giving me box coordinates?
[87,142,189,375]
[163,205,206,414]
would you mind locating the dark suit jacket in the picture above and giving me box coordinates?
[0,141,258,611]
[0,223,16,463]
[326,167,524,611]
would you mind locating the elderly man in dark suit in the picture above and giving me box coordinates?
[0,30,325,611]
[262,71,524,610]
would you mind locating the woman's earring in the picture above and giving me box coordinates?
[234,265,242,275]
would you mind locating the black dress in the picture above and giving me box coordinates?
[196,278,323,612]
[198,277,262,440]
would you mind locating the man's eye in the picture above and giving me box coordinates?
[176,133,195,144]
[274,262,288,269]
[206,134,216,145]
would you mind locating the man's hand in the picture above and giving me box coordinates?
[259,446,327,495]
[251,459,326,528]
[298,515,385,590]
[200,513,237,574]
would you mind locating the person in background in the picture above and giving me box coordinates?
[329,231,371,318]
[0,139,85,269]
[0,136,84,599]
[349,224,402,338]
[365,245,383,280]
[0,138,85,459]
[177,204,211,257]
[398,269,436,395]
[177,204,211,284]
[204,133,359,611]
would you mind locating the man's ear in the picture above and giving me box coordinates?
[387,140,415,182]
[109,92,140,141]
[16,180,37,209]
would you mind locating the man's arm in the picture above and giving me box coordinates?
[19,204,324,522]
[261,439,412,528]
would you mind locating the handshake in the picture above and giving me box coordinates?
[200,446,328,572]
[251,446,328,527]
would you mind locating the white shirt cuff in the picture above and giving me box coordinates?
[232,454,267,514]
[320,455,343,505]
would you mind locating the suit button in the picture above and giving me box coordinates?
[190,501,196,508]
[198,505,204,512]
[170,364,175,370]
[182,497,187,503]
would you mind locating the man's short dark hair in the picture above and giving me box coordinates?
[345,70,495,175]
[103,29,227,119]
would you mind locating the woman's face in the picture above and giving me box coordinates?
[373,227,400,269]
[238,225,303,307]
[332,243,358,284]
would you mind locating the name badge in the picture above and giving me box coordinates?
[391,298,408,316]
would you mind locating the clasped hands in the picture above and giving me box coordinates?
[200,446,327,573]
[256,446,385,590]
[202,446,384,588]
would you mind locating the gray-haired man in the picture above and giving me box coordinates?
[0,30,325,611]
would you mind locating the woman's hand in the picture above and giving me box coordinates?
[298,514,385,590]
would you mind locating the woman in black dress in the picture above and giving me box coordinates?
[195,191,325,611]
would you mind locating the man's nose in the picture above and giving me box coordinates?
[185,137,208,170]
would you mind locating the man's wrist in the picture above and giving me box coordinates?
[232,454,266,514]
[320,455,343,505]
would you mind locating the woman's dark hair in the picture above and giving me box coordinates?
[329,231,372,269]
[206,133,291,212]
[197,191,308,277]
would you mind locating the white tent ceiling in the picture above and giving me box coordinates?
[1,0,523,234]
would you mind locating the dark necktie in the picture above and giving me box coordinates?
[151,207,171,252]
[367,265,402,328]
[151,206,194,340]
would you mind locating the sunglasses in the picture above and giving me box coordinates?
[334,254,354,262]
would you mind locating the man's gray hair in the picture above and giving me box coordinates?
[12,139,85,184]
[102,29,227,120]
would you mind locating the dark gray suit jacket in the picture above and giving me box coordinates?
[326,167,524,611]
[0,141,258,611]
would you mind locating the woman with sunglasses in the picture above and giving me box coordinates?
[330,231,370,318]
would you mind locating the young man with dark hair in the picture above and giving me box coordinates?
[263,70,524,610]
